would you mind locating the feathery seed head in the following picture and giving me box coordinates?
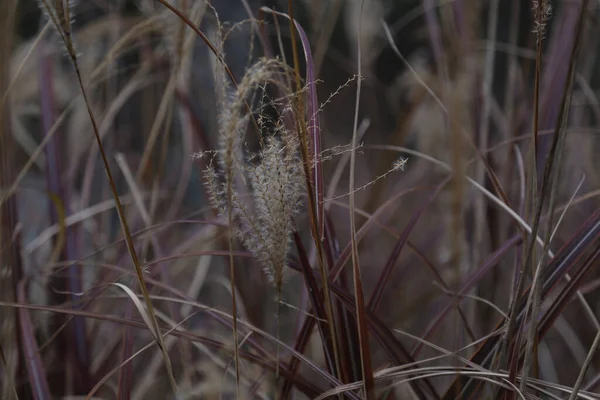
[203,57,302,291]
[392,157,409,172]
[532,0,552,43]
[38,0,78,59]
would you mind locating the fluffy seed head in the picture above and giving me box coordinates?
[203,57,303,291]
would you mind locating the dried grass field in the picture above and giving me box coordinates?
[1,1,600,399]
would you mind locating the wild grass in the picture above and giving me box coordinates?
[1,0,600,399]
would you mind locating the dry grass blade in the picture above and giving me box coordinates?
[314,367,528,400]
[569,329,600,400]
[110,283,160,343]
[348,1,374,398]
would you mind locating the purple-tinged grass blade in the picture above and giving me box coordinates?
[17,281,52,400]
[280,307,319,399]
[536,223,600,340]
[441,209,600,399]
[329,186,428,282]
[117,303,134,400]
[368,178,447,311]
[285,187,428,397]
[413,234,523,358]
[326,214,362,386]
[540,208,600,297]
[321,271,438,399]
[291,232,339,381]
[288,186,436,396]
[0,301,328,398]
[39,44,90,393]
[423,0,445,74]
[286,255,437,398]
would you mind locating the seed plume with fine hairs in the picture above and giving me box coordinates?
[532,0,552,43]
[203,57,303,293]
[38,0,78,59]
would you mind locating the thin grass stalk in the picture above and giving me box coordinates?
[117,301,135,400]
[521,52,570,397]
[512,0,547,386]
[531,0,549,167]
[506,0,588,394]
[522,0,549,381]
[0,2,21,398]
[472,0,499,316]
[348,1,374,398]
[566,314,600,399]
[535,219,600,339]
[37,0,179,396]
[225,129,241,398]
[502,5,545,374]
[72,58,181,395]
[500,1,522,255]
[517,172,584,386]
